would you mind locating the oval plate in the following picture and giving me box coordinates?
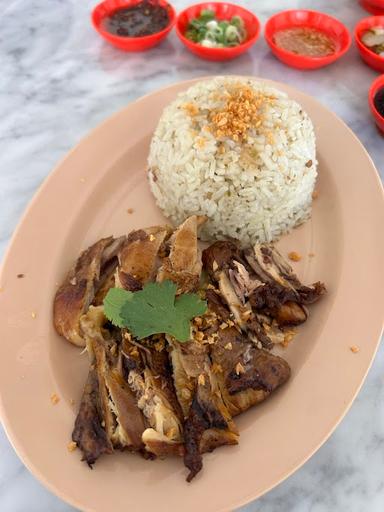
[0,78,383,512]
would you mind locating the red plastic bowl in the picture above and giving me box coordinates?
[369,74,384,133]
[360,0,384,16]
[355,16,384,72]
[176,2,260,61]
[264,10,351,70]
[91,0,175,52]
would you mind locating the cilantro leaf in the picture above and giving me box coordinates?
[103,287,134,327]
[103,281,207,343]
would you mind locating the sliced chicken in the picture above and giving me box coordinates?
[205,289,291,415]
[204,241,325,336]
[54,236,125,347]
[210,327,291,416]
[203,241,276,348]
[116,226,170,291]
[125,353,184,457]
[73,306,146,466]
[244,244,326,305]
[56,215,325,481]
[72,366,113,466]
[168,336,238,481]
[183,370,238,482]
[116,227,185,457]
[157,219,238,481]
[157,215,206,293]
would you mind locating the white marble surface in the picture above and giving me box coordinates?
[0,0,383,510]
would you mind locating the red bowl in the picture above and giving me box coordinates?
[360,0,384,16]
[264,10,351,70]
[355,16,384,72]
[91,0,175,52]
[176,2,260,61]
[369,74,384,133]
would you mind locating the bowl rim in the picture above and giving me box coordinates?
[368,74,384,121]
[264,9,352,64]
[360,0,384,10]
[91,0,176,44]
[354,15,384,62]
[175,1,261,55]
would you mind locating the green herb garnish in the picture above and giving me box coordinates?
[103,281,207,343]
[185,9,247,48]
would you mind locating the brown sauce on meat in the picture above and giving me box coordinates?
[104,0,170,38]
[274,26,336,57]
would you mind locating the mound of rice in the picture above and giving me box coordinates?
[148,76,317,245]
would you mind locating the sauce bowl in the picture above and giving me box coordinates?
[355,16,384,72]
[359,0,384,16]
[264,10,351,70]
[369,74,384,133]
[91,0,176,52]
[176,2,260,61]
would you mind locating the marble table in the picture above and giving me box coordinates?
[1,0,383,510]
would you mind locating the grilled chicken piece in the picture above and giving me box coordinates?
[73,306,146,466]
[156,218,238,480]
[210,327,290,416]
[72,366,113,466]
[169,337,238,482]
[157,215,206,293]
[54,236,125,347]
[203,242,276,348]
[274,301,308,326]
[125,354,184,457]
[183,372,238,482]
[202,240,243,276]
[168,339,207,417]
[142,344,184,424]
[205,289,290,415]
[204,241,325,335]
[116,227,184,457]
[82,308,146,450]
[244,245,326,305]
[116,226,170,291]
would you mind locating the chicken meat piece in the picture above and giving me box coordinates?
[115,226,170,291]
[72,366,113,466]
[210,326,291,416]
[54,236,125,346]
[205,289,291,415]
[116,226,185,457]
[157,215,206,293]
[183,370,238,482]
[169,337,238,482]
[203,242,277,348]
[204,241,324,334]
[156,219,238,480]
[244,245,326,306]
[73,306,146,466]
[124,349,184,457]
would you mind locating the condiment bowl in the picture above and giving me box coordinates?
[91,0,176,52]
[368,74,384,133]
[175,2,260,61]
[355,16,384,72]
[264,10,351,70]
[359,0,384,16]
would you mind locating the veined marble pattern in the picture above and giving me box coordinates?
[0,0,383,510]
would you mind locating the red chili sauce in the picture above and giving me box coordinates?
[104,0,170,38]
[273,26,336,57]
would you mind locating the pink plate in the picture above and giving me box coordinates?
[0,77,383,512]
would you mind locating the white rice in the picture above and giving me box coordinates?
[148,76,317,245]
